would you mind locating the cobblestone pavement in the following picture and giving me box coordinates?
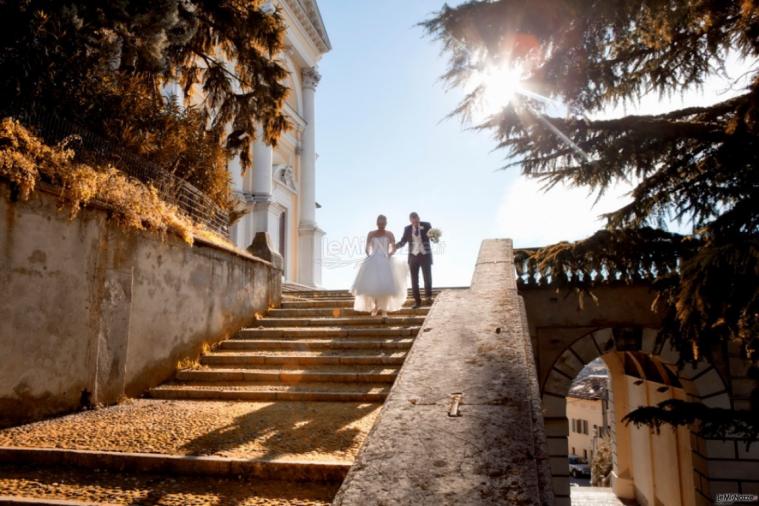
[0,399,380,462]
[0,463,337,505]
[571,487,639,505]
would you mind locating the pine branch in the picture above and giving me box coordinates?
[623,399,759,446]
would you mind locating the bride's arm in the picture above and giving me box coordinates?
[387,232,397,256]
[365,232,372,256]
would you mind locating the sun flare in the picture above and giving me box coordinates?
[468,62,525,120]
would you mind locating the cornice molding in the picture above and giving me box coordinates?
[282,0,331,54]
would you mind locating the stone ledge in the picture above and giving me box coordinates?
[333,239,550,505]
[0,447,349,483]
[27,180,278,270]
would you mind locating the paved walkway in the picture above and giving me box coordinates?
[571,487,638,505]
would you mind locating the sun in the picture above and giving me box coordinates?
[468,62,525,120]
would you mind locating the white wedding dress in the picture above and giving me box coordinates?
[351,235,409,313]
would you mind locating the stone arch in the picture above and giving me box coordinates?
[540,327,731,506]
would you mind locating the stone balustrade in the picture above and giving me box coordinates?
[514,247,680,289]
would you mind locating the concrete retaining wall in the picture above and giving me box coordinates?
[0,182,280,427]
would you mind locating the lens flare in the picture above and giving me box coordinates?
[468,62,525,120]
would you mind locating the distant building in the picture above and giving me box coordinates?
[567,374,610,464]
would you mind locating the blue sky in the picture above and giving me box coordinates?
[312,0,749,289]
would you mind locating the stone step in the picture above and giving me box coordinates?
[280,297,435,305]
[0,465,337,505]
[0,446,350,484]
[200,351,407,367]
[267,307,429,318]
[0,399,379,467]
[176,365,400,383]
[280,299,429,309]
[218,338,414,351]
[283,288,450,298]
[149,382,390,402]
[255,316,426,327]
[236,326,421,339]
[0,495,113,506]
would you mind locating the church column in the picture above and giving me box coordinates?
[300,67,318,226]
[251,129,274,235]
[298,67,324,287]
[246,128,283,274]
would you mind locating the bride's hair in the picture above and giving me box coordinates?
[377,214,387,222]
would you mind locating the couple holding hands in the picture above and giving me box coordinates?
[350,212,441,316]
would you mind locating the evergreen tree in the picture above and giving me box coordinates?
[0,0,290,206]
[424,1,759,438]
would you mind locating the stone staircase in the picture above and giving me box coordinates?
[149,289,432,404]
[0,289,437,505]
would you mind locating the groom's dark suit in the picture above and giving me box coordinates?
[396,221,433,306]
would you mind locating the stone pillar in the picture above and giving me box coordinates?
[248,231,283,308]
[298,67,323,287]
[228,156,248,249]
[251,130,274,236]
[300,67,318,227]
[605,352,636,500]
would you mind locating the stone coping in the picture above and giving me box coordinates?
[29,180,275,269]
[332,239,552,505]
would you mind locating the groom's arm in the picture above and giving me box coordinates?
[395,227,409,249]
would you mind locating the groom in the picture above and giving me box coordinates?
[395,212,433,309]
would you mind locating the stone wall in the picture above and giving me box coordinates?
[0,182,280,427]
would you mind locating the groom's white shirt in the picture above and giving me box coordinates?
[410,225,424,255]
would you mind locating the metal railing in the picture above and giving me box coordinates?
[2,107,230,236]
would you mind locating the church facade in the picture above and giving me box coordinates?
[228,0,330,288]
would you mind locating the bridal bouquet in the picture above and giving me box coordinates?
[426,227,442,243]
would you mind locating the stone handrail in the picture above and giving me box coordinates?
[333,239,552,505]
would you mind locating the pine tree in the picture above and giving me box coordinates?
[423,1,759,438]
[0,0,290,206]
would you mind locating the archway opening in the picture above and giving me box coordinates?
[566,358,611,489]
[540,328,727,506]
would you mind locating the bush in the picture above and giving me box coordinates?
[591,433,613,486]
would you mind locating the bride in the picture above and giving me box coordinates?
[351,215,409,316]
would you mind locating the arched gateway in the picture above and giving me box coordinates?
[515,260,758,506]
[539,326,731,506]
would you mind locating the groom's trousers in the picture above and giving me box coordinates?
[409,253,432,304]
